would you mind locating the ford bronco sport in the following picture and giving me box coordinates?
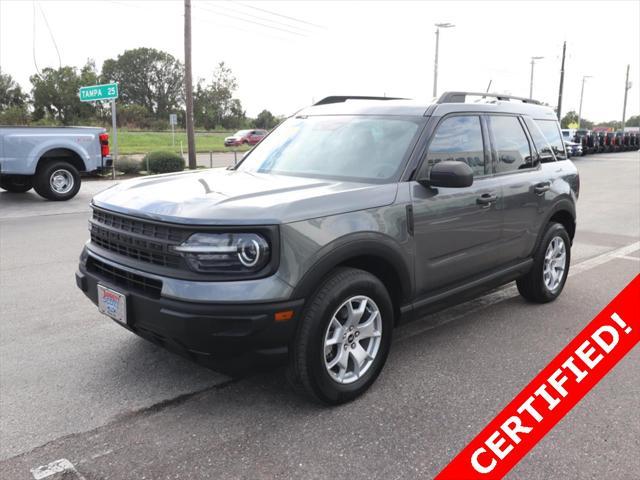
[76,92,579,404]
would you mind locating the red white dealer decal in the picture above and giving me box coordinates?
[435,274,640,480]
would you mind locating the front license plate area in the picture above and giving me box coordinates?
[98,284,127,325]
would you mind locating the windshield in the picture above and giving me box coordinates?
[237,115,423,182]
[234,130,251,136]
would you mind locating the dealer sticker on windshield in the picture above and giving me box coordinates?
[97,285,127,324]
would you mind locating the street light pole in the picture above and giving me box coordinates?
[433,22,454,98]
[577,75,592,129]
[556,41,566,120]
[622,64,631,132]
[529,56,544,99]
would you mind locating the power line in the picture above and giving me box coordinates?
[38,2,62,69]
[233,0,325,29]
[32,1,41,77]
[193,3,308,37]
[104,0,295,44]
[201,0,314,34]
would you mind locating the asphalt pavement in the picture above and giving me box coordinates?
[0,151,638,479]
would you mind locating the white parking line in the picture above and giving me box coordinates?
[395,241,640,342]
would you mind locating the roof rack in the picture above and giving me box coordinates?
[313,95,407,106]
[437,91,542,105]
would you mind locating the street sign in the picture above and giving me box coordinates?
[169,114,178,147]
[79,83,118,102]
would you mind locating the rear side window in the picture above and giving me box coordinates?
[424,115,485,177]
[488,115,534,173]
[535,120,567,160]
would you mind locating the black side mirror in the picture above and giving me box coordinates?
[419,161,473,188]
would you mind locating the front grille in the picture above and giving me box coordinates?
[90,209,187,269]
[87,256,162,298]
[92,209,184,242]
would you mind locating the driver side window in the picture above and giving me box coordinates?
[424,115,485,177]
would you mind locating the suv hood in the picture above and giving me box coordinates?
[92,168,398,225]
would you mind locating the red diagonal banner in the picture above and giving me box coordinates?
[435,274,640,480]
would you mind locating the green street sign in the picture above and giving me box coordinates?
[79,83,118,102]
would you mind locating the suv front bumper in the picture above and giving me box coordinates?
[76,253,304,361]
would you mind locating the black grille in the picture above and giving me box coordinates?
[87,257,162,298]
[90,209,186,269]
[92,209,184,242]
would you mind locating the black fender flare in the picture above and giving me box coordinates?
[533,198,576,253]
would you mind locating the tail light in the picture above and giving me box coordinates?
[99,133,110,157]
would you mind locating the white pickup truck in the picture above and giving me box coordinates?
[0,126,112,201]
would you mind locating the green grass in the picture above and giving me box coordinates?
[111,130,252,155]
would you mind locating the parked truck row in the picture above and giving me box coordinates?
[562,128,640,157]
[0,126,112,201]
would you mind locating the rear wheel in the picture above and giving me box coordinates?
[287,267,393,404]
[517,222,571,303]
[34,161,81,201]
[0,176,33,193]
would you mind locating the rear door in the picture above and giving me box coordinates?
[411,114,504,296]
[487,114,547,264]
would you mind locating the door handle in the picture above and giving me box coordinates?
[476,192,497,206]
[534,182,551,195]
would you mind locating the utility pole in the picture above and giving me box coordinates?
[556,41,566,120]
[184,0,196,170]
[577,75,592,129]
[622,64,631,132]
[529,56,544,99]
[432,23,454,98]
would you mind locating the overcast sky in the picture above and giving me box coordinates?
[1,0,639,121]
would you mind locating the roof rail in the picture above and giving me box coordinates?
[313,95,407,106]
[437,91,542,105]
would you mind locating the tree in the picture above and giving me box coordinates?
[561,110,593,129]
[101,47,184,118]
[625,115,639,127]
[0,70,27,109]
[30,62,98,125]
[0,70,29,124]
[193,62,244,129]
[221,98,246,129]
[254,109,278,129]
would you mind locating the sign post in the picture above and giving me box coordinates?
[79,83,119,179]
[110,100,118,179]
[169,113,178,147]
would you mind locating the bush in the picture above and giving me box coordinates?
[144,151,185,174]
[0,106,30,125]
[116,156,141,174]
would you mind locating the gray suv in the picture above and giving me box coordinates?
[76,92,579,404]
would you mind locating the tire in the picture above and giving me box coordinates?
[0,176,33,193]
[33,161,81,201]
[517,222,571,303]
[287,267,394,405]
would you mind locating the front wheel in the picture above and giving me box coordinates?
[288,268,393,404]
[34,161,81,201]
[0,176,33,193]
[517,222,571,303]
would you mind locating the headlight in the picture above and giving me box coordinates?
[172,233,270,273]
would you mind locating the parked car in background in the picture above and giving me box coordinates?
[224,129,268,147]
[76,92,578,404]
[564,140,583,157]
[0,126,111,200]
[561,128,577,143]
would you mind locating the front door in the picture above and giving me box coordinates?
[411,114,503,297]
